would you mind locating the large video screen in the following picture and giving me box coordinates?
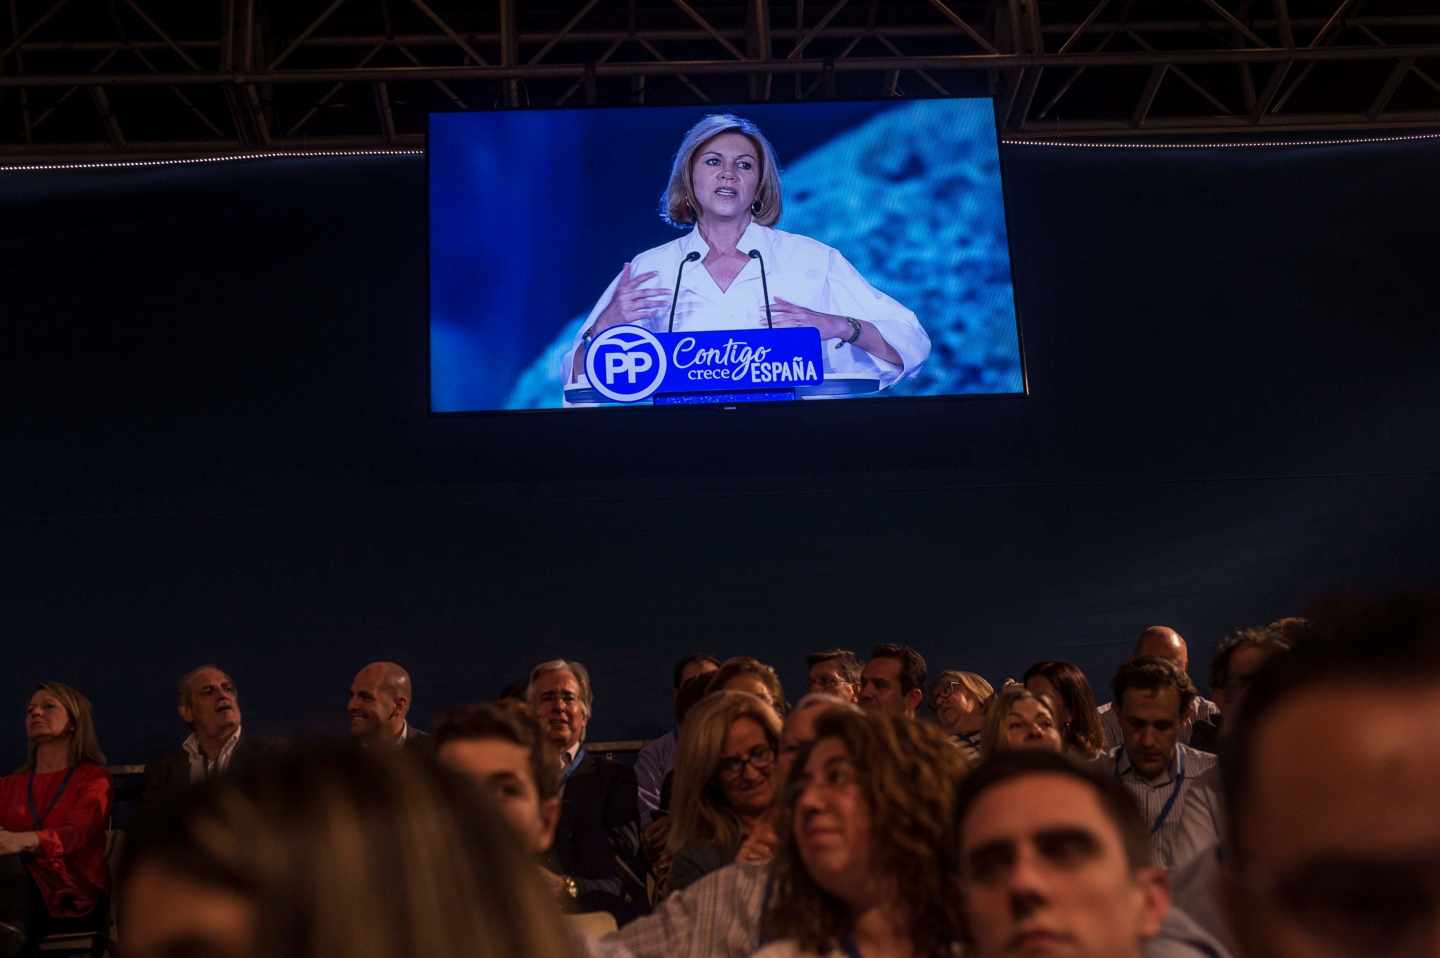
[429,99,1024,412]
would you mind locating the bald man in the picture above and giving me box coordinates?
[1098,627,1221,751]
[348,661,432,752]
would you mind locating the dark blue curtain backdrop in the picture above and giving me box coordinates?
[3,136,1438,768]
[429,99,1020,411]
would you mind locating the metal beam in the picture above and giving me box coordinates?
[670,0,748,61]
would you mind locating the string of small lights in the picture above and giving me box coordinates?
[2,129,1439,174]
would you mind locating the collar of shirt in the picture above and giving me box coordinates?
[679,222,775,270]
[1116,742,1183,786]
[182,726,242,780]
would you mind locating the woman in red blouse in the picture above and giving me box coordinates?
[0,683,111,954]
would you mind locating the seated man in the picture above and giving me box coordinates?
[1101,657,1221,869]
[634,653,720,825]
[805,649,862,703]
[955,750,1228,958]
[1221,593,1440,958]
[1099,627,1220,750]
[143,664,276,805]
[528,659,646,925]
[347,660,431,752]
[857,643,926,718]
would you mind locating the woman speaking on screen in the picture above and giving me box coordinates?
[565,114,930,391]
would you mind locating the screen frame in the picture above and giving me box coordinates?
[424,94,1032,421]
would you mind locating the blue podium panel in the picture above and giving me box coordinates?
[583,326,824,404]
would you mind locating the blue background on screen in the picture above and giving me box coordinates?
[429,100,1023,411]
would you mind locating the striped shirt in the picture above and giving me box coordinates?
[1104,743,1221,870]
[589,861,767,958]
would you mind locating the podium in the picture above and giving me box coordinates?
[568,324,882,407]
[563,372,883,406]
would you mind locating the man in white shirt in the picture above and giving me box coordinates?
[142,664,276,805]
[1100,658,1220,870]
[1098,627,1220,750]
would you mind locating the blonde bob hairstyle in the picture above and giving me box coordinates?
[661,114,784,229]
[666,690,783,858]
[21,682,106,772]
[978,685,1059,760]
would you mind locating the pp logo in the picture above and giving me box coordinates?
[585,324,668,402]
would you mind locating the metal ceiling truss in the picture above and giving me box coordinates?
[2,0,1440,160]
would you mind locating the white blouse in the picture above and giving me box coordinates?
[563,223,931,391]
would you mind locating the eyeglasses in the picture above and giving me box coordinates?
[933,681,964,701]
[809,675,850,690]
[716,745,775,779]
[539,691,580,707]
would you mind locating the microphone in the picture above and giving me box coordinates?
[668,251,701,332]
[748,249,773,329]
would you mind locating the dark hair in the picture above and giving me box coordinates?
[672,653,721,690]
[868,643,927,695]
[762,711,969,957]
[706,657,786,714]
[1221,592,1440,863]
[955,749,1154,873]
[805,649,861,685]
[1021,661,1105,759]
[1111,656,1198,719]
[1207,624,1297,692]
[674,671,716,727]
[434,701,560,801]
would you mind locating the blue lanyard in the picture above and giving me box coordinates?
[27,766,77,830]
[560,747,587,788]
[1118,748,1186,836]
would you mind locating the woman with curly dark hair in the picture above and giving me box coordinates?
[754,711,968,958]
[1022,660,1106,759]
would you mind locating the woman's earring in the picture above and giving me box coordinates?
[751,199,762,214]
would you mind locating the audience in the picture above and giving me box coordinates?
[0,684,111,957]
[857,644,927,718]
[955,750,1170,958]
[142,664,278,806]
[1101,657,1220,869]
[118,744,578,958]
[706,657,786,714]
[528,659,646,924]
[929,670,993,764]
[641,671,720,888]
[1099,628,1220,750]
[1022,660,1107,759]
[595,693,859,958]
[634,654,719,825]
[1221,593,1440,958]
[805,650,862,703]
[979,686,1063,758]
[665,692,783,892]
[347,660,431,751]
[754,711,969,957]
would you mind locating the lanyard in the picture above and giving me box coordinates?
[27,766,77,830]
[1118,748,1186,836]
[560,747,587,788]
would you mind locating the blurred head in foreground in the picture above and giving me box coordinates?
[118,744,577,958]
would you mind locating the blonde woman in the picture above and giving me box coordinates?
[665,690,783,893]
[0,682,110,951]
[928,670,993,764]
[118,744,578,958]
[978,685,1063,759]
[564,113,930,392]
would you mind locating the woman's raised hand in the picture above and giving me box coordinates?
[598,262,672,331]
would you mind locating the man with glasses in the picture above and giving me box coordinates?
[805,649,861,702]
[1189,622,1298,753]
[528,659,646,924]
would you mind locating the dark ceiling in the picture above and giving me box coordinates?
[3,0,1439,160]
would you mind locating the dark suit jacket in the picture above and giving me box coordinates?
[141,735,282,807]
[544,750,646,924]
